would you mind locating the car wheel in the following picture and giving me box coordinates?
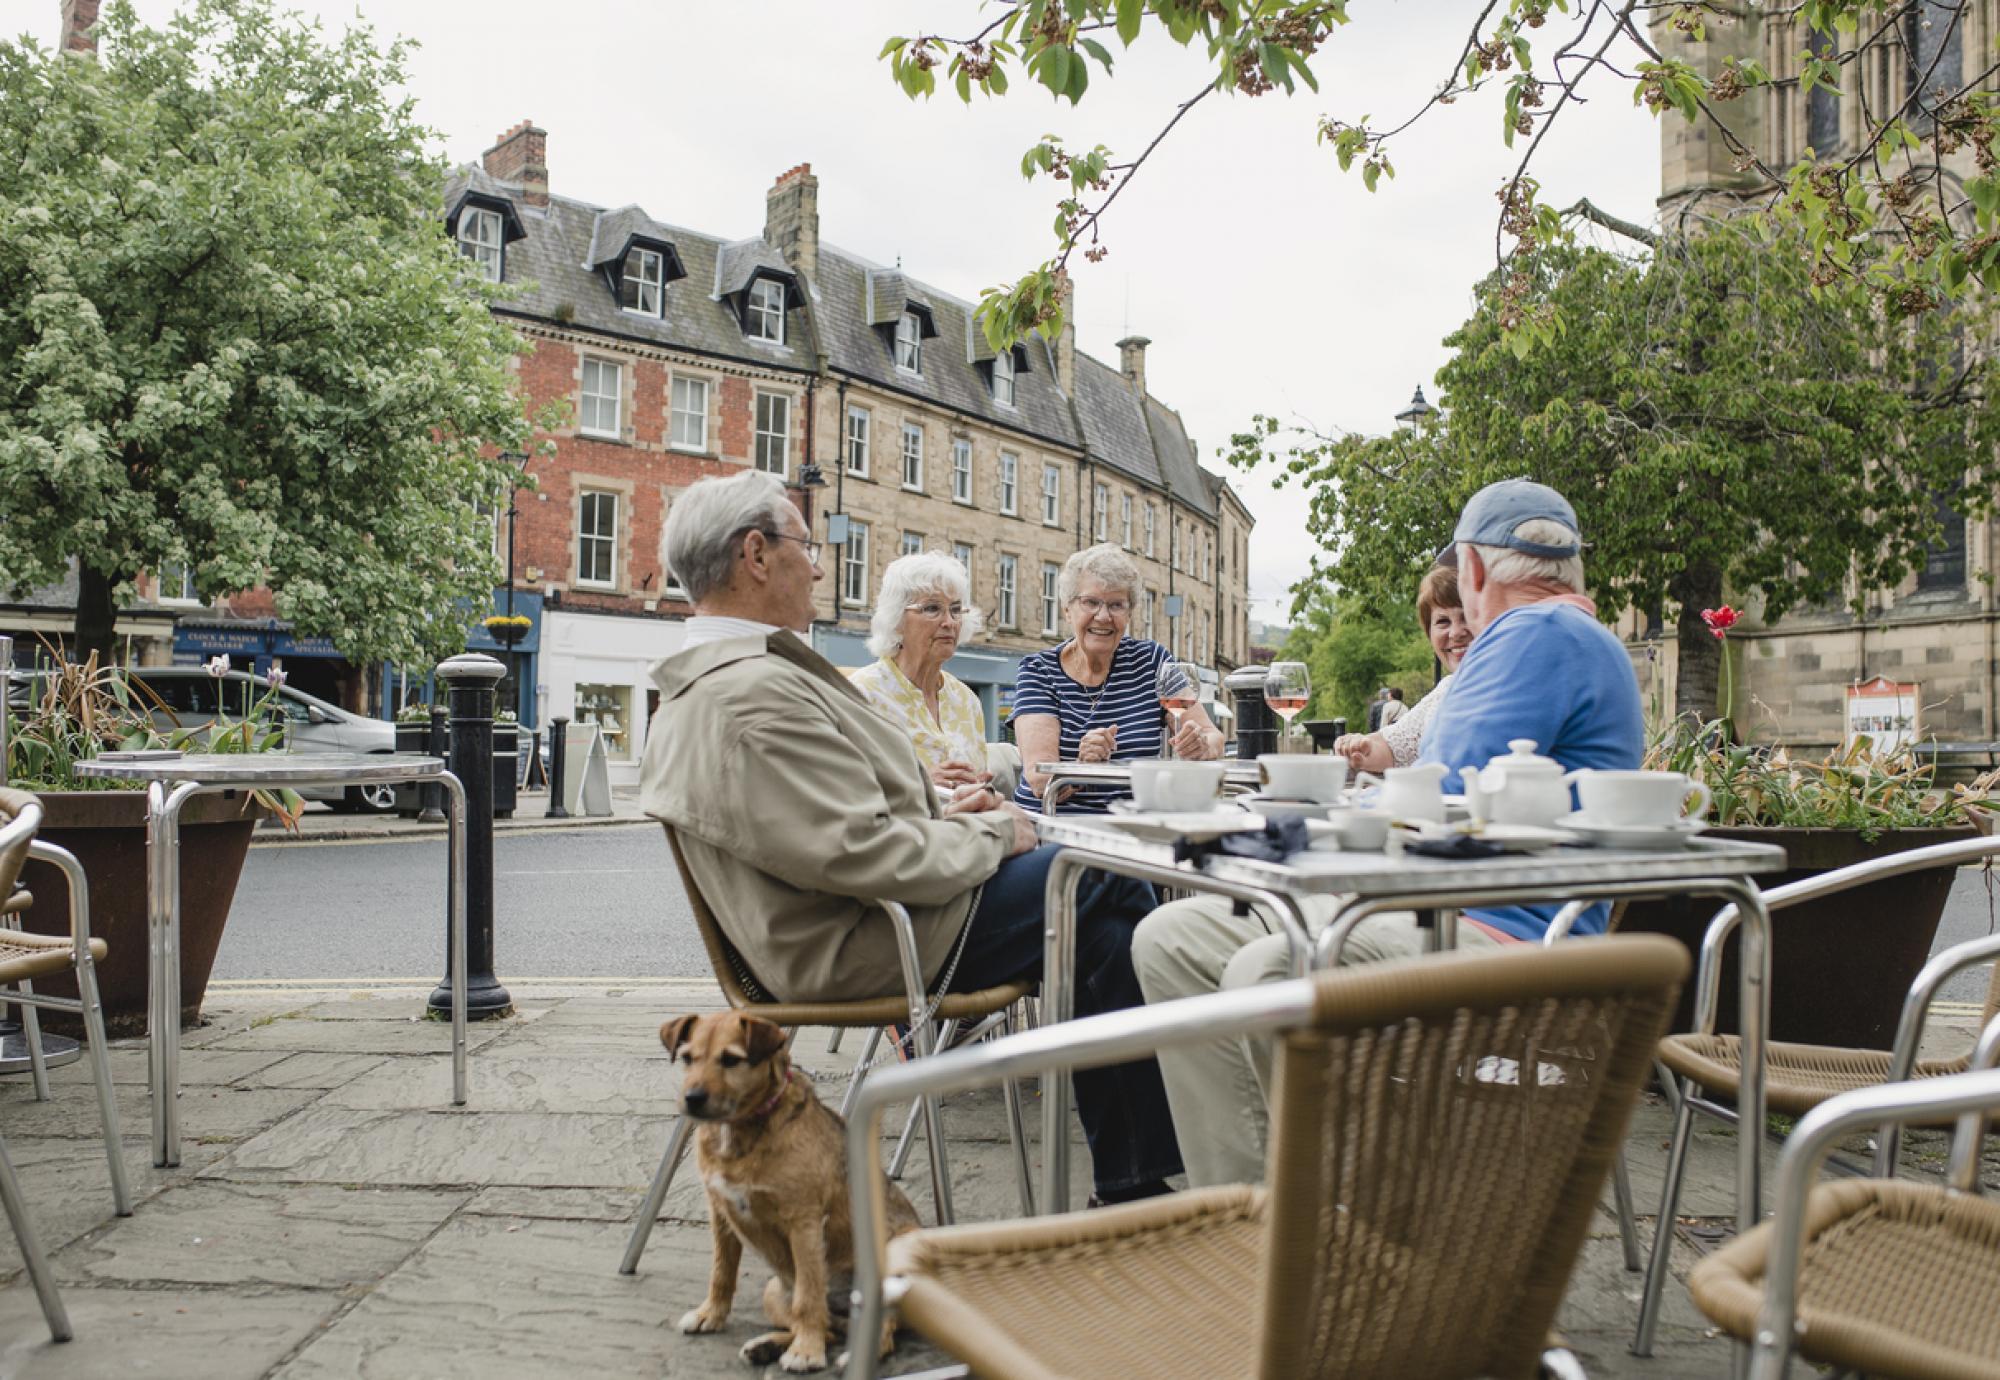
[346,782,398,814]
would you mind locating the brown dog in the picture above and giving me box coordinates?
[664,1011,921,1373]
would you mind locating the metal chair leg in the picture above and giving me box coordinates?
[1633,1079,1699,1356]
[619,1115,694,1276]
[1612,1149,1641,1272]
[837,1027,884,1121]
[16,978,51,1102]
[889,1019,957,1179]
[1001,1007,1036,1217]
[74,955,131,1216]
[826,1027,845,1054]
[907,1020,956,1226]
[0,1130,72,1342]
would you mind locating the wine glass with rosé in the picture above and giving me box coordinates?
[1156,660,1202,759]
[1264,662,1311,739]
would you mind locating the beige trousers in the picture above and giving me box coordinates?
[1131,895,1507,1187]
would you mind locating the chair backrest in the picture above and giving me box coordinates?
[1256,935,1688,1380]
[661,824,774,1008]
[0,787,41,907]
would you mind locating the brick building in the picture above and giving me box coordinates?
[451,123,1253,780]
[1639,8,1999,750]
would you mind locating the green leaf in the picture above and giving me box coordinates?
[1080,36,1114,70]
[1116,0,1142,46]
[955,65,972,102]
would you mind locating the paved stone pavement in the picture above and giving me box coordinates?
[0,982,1991,1379]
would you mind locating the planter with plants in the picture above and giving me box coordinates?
[6,654,302,1036]
[1620,615,1997,1048]
[482,613,532,647]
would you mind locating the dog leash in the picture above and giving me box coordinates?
[801,894,984,1092]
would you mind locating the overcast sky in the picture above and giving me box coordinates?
[22,1,1662,625]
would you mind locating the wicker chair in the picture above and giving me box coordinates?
[1633,833,2000,1355]
[843,935,1688,1380]
[619,825,1035,1276]
[0,788,134,1341]
[1687,1021,2000,1380]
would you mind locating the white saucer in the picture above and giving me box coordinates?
[1101,801,1261,844]
[1558,812,1708,851]
[1240,794,1339,821]
[1397,820,1574,853]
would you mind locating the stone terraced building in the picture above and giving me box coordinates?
[448,124,1253,781]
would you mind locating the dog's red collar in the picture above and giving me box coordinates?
[739,1067,795,1123]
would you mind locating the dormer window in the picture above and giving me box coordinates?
[991,347,1016,406]
[621,247,665,316]
[459,207,503,282]
[747,279,787,343]
[895,312,923,373]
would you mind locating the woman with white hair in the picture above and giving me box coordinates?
[1013,542,1221,814]
[850,551,994,793]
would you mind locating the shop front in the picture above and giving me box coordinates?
[173,619,364,711]
[538,608,688,788]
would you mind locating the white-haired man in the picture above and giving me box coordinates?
[640,470,1182,1205]
[1130,478,1644,1186]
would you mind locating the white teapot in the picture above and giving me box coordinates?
[1459,739,1584,828]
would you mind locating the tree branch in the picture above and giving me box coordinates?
[1564,196,1659,246]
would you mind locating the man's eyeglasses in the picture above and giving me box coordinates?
[1072,596,1131,618]
[757,531,823,566]
[906,601,967,623]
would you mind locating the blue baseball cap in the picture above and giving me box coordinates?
[1451,479,1582,558]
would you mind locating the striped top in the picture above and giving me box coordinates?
[1011,637,1176,814]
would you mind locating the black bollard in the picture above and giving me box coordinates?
[545,716,570,819]
[418,705,448,823]
[428,653,512,1020]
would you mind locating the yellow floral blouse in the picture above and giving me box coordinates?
[849,657,988,778]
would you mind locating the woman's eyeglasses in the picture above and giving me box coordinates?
[1072,596,1130,618]
[906,601,967,623]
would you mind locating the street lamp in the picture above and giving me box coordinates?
[1394,385,1435,429]
[499,451,530,621]
[795,461,828,530]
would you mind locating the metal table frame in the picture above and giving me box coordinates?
[74,754,468,1167]
[1030,818,1785,1255]
[1036,759,1264,814]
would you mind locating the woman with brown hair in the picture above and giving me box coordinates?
[1331,561,1471,772]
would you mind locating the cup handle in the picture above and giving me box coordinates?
[1683,782,1712,820]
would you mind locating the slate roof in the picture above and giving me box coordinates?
[446,166,1239,520]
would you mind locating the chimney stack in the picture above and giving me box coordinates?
[61,0,100,54]
[1054,280,1077,398]
[483,120,548,209]
[765,163,820,284]
[1116,334,1151,397]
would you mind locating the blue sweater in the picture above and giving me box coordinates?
[1417,600,1644,941]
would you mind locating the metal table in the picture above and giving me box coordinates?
[1035,759,1264,812]
[73,753,469,1167]
[1031,815,1787,1245]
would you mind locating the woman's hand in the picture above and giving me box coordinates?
[1076,725,1118,764]
[1332,733,1393,774]
[1169,716,1221,760]
[930,760,991,793]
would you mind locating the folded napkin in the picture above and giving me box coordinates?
[1173,815,1313,866]
[1402,833,1510,860]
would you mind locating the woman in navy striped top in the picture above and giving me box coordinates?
[1011,544,1224,813]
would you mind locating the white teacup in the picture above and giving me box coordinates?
[1572,770,1712,827]
[1257,754,1349,803]
[1128,760,1227,813]
[1327,807,1392,851]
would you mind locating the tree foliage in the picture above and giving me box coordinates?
[0,0,538,665]
[1275,588,1435,731]
[1227,215,2000,719]
[886,1,2000,348]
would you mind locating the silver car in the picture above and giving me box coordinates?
[131,669,398,812]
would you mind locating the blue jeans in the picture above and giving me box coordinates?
[947,844,1182,1193]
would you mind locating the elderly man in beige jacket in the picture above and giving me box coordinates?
[640,470,1180,1205]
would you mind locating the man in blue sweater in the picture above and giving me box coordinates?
[1131,479,1644,1186]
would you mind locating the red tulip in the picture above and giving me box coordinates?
[1700,605,1740,639]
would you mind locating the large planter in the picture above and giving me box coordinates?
[18,789,262,1037]
[1618,825,1976,1050]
